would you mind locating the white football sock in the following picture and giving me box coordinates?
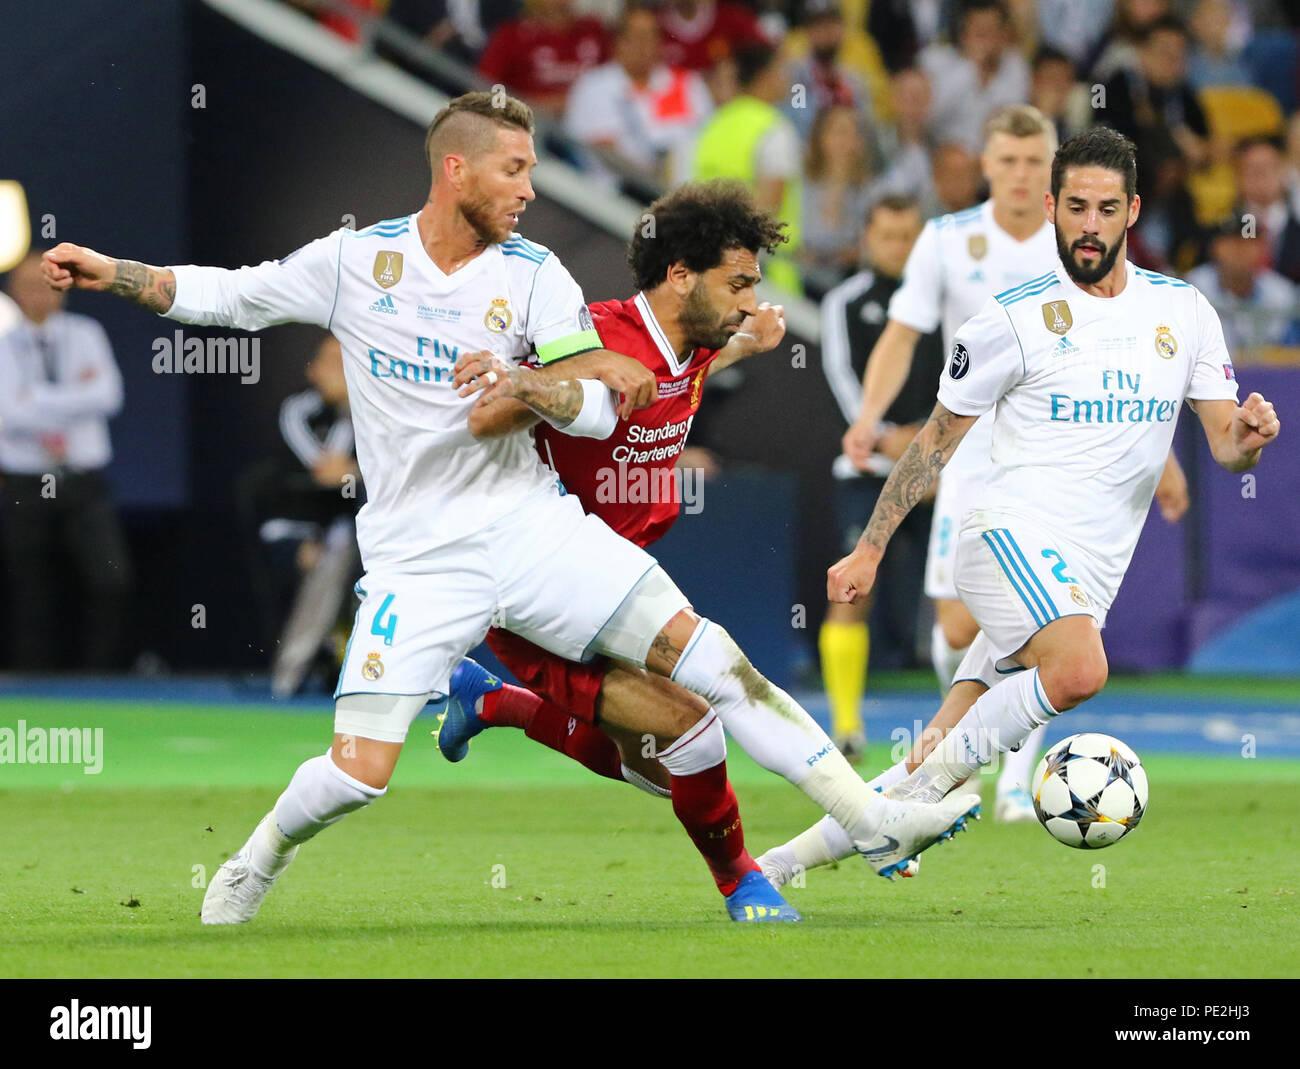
[671,619,885,841]
[254,751,386,877]
[760,815,857,887]
[931,622,968,696]
[865,759,910,793]
[906,667,1059,800]
[997,722,1048,796]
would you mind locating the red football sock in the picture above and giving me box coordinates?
[481,685,623,782]
[669,761,759,897]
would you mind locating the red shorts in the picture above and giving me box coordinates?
[484,627,609,725]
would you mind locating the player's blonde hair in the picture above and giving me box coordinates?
[983,104,1058,157]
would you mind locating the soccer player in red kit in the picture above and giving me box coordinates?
[438,181,796,921]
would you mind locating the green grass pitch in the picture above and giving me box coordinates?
[1,694,1297,978]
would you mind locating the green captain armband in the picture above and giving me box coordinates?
[535,330,602,365]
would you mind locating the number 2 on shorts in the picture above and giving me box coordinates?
[1041,549,1077,585]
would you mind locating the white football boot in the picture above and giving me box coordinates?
[201,815,298,925]
[855,792,981,879]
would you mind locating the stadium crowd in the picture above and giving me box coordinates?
[288,0,1300,357]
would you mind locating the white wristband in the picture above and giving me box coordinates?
[545,378,618,439]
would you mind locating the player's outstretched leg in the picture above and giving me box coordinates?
[894,618,1106,803]
[758,679,987,887]
[203,697,421,925]
[643,608,980,878]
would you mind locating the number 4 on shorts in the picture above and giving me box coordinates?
[371,594,398,646]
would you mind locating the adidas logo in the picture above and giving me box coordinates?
[1055,334,1080,356]
[369,294,398,316]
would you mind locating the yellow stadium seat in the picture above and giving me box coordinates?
[1198,85,1285,144]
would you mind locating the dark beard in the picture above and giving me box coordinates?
[1056,225,1123,285]
[679,280,737,351]
[460,188,509,246]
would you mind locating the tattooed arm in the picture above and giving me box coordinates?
[42,245,176,313]
[827,402,977,603]
[456,350,618,439]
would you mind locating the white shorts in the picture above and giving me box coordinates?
[334,487,680,702]
[924,467,973,600]
[953,513,1108,664]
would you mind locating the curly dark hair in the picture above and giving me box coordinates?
[627,180,788,291]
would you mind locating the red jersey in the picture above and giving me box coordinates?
[657,1,767,72]
[536,294,717,548]
[478,17,610,101]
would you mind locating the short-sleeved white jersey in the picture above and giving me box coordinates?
[940,260,1241,604]
[887,200,1058,474]
[165,214,602,570]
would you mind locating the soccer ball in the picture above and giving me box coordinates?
[1031,733,1148,849]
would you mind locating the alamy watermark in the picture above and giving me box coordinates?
[152,330,261,384]
[0,720,103,774]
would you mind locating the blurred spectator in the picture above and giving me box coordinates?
[657,0,767,72]
[1285,111,1300,190]
[688,43,803,290]
[1102,17,1209,200]
[477,0,610,117]
[1032,0,1115,68]
[0,291,17,336]
[919,0,1031,154]
[1030,45,1092,145]
[868,0,950,73]
[820,195,943,685]
[1186,0,1252,89]
[285,0,384,42]
[784,0,872,143]
[868,66,937,211]
[386,0,520,65]
[1186,213,1299,355]
[1234,136,1300,283]
[930,141,983,215]
[564,6,713,188]
[801,105,875,286]
[1084,0,1170,82]
[239,335,360,673]
[0,251,131,671]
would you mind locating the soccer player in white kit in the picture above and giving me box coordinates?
[840,105,1063,824]
[835,105,1187,823]
[42,93,980,924]
[830,126,1279,810]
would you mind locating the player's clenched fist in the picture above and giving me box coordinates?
[732,302,786,355]
[1232,392,1280,453]
[841,420,878,471]
[42,243,117,291]
[827,547,881,604]
[454,350,517,404]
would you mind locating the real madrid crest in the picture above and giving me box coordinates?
[967,234,988,261]
[373,251,403,289]
[1154,324,1177,359]
[1068,584,1090,608]
[485,297,512,333]
[1042,300,1072,336]
[362,651,384,681]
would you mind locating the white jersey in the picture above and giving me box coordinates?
[165,214,602,570]
[887,199,1058,474]
[940,260,1241,605]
